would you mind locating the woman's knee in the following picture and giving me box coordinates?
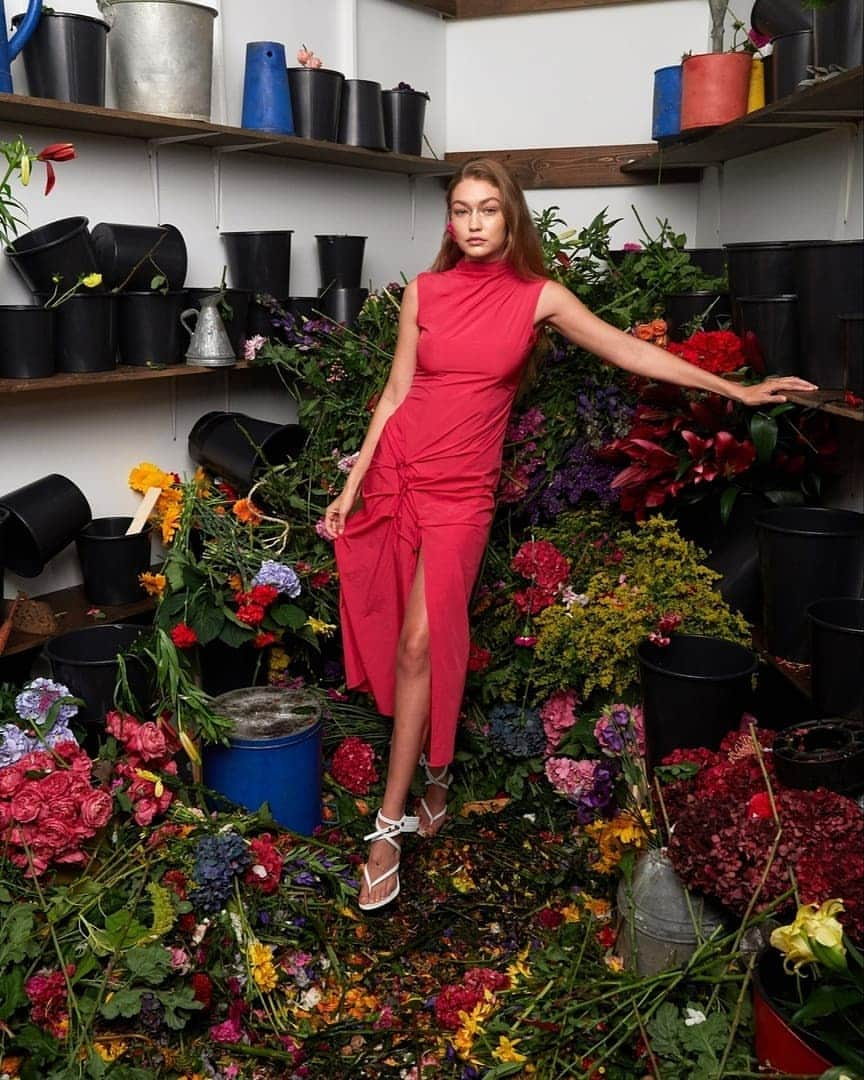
[397,627,430,673]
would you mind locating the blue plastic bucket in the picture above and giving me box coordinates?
[652,65,682,141]
[205,687,322,834]
[241,41,294,134]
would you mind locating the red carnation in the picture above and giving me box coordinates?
[330,736,379,795]
[244,833,284,894]
[236,603,266,627]
[170,622,198,649]
[253,631,278,649]
[467,643,491,672]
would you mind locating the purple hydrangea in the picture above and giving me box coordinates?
[0,724,36,768]
[253,559,301,598]
[525,440,619,523]
[15,677,78,725]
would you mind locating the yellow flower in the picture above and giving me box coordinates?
[306,617,337,637]
[491,1036,527,1064]
[770,899,846,974]
[135,768,164,797]
[82,272,103,289]
[233,497,262,525]
[193,467,210,494]
[20,154,30,186]
[604,954,624,973]
[160,499,183,544]
[560,904,582,924]
[129,462,175,493]
[506,947,531,982]
[451,868,476,893]
[248,940,278,992]
[579,894,612,921]
[139,571,167,598]
[93,1040,127,1063]
[179,730,201,765]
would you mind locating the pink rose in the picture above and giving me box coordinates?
[36,817,76,855]
[10,787,42,823]
[0,766,25,798]
[133,797,160,826]
[35,770,73,801]
[125,722,167,763]
[80,788,113,830]
[0,801,12,831]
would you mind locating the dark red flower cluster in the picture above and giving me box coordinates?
[467,642,492,672]
[667,330,746,375]
[25,965,75,1038]
[107,711,179,826]
[243,833,284,894]
[330,736,379,795]
[434,967,511,1030]
[192,971,214,1009]
[235,584,280,627]
[662,731,864,943]
[512,539,570,613]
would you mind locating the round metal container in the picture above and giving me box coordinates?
[106,0,217,121]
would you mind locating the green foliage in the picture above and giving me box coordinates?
[647,1000,753,1078]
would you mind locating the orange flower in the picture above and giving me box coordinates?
[161,501,182,544]
[233,498,262,525]
[139,572,167,598]
[228,573,243,591]
[129,461,175,494]
[634,324,654,341]
[651,319,668,336]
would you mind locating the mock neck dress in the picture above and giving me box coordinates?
[334,257,547,767]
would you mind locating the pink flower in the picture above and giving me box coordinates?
[243,334,267,361]
[514,635,537,647]
[622,242,642,251]
[544,757,598,796]
[540,689,578,750]
[79,788,113,830]
[125,721,168,762]
[210,1017,246,1043]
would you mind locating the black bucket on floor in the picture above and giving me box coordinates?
[13,11,109,106]
[795,240,864,387]
[76,517,152,606]
[757,506,864,662]
[188,410,307,489]
[5,217,100,297]
[0,474,92,578]
[725,241,798,298]
[0,306,54,379]
[638,634,758,771]
[808,598,864,721]
[117,291,188,367]
[733,295,799,375]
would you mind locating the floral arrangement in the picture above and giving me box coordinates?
[0,677,80,767]
[666,328,748,374]
[0,136,75,244]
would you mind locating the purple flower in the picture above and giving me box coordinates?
[0,724,36,767]
[253,559,301,598]
[14,677,78,725]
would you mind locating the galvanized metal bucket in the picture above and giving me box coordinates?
[104,0,217,120]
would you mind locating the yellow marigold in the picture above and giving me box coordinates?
[161,500,182,544]
[129,462,175,493]
[233,498,262,525]
[580,893,612,920]
[139,571,167,598]
[193,467,210,494]
[492,1036,527,1064]
[248,941,278,992]
[560,904,582,924]
[94,1040,128,1063]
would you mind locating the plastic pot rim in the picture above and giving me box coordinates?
[637,634,758,680]
[12,11,110,29]
[44,622,145,667]
[807,596,864,634]
[78,516,152,541]
[4,216,90,258]
[756,507,864,537]
[287,66,345,78]
[220,230,294,238]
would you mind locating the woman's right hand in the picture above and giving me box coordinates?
[323,488,358,539]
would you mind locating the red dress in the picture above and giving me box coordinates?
[335,257,547,767]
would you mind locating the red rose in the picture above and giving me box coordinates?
[10,787,42,824]
[125,721,168,762]
[170,623,198,649]
[80,788,113,830]
[236,603,265,627]
[0,766,25,798]
[35,817,76,855]
[133,797,161,826]
[538,907,564,929]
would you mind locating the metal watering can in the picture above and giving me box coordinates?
[0,0,41,92]
[181,292,236,367]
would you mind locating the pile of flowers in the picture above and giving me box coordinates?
[666,328,748,374]
[129,460,185,544]
[0,677,79,766]
[106,710,179,825]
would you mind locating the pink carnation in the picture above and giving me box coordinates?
[544,756,598,796]
[540,690,578,751]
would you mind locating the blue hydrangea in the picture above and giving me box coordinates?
[15,678,78,725]
[253,559,301,598]
[487,703,545,759]
[189,831,252,915]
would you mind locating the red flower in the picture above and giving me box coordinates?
[538,907,564,929]
[511,540,570,591]
[36,141,75,195]
[236,603,266,627]
[310,570,332,588]
[192,972,213,1009]
[467,642,491,672]
[170,622,198,649]
[249,584,279,608]
[747,792,772,820]
[253,631,278,649]
[244,833,284,894]
[330,736,379,795]
[596,925,617,948]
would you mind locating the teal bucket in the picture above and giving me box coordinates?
[205,687,322,834]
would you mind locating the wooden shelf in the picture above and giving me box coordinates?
[1,585,154,659]
[752,627,812,699]
[782,388,864,421]
[0,93,456,178]
[622,67,863,176]
[0,358,267,396]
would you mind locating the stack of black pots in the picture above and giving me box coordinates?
[316,235,368,327]
[220,230,298,341]
[726,241,799,375]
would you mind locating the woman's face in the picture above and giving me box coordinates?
[448,178,507,262]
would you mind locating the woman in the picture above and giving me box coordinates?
[323,158,816,912]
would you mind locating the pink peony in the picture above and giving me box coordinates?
[540,689,578,751]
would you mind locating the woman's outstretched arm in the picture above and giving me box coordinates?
[535,279,818,407]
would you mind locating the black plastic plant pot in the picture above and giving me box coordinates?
[794,240,864,387]
[316,234,366,290]
[756,507,864,662]
[185,288,251,358]
[286,67,345,141]
[0,305,54,379]
[221,231,293,296]
[199,637,269,696]
[91,222,188,291]
[382,88,428,156]
[638,634,758,772]
[12,11,110,106]
[771,30,813,101]
[733,295,799,375]
[683,248,727,279]
[724,241,798,298]
[663,291,732,341]
[76,517,153,606]
[117,291,188,367]
[44,623,150,728]
[813,0,864,71]
[246,298,290,341]
[338,79,386,150]
[188,411,307,489]
[751,0,812,36]
[773,717,864,794]
[840,314,864,394]
[808,598,864,722]
[52,293,117,373]
[0,474,92,578]
[5,216,101,298]
[318,286,368,328]
[288,296,319,320]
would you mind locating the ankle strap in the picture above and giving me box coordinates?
[420,754,451,791]
[364,810,420,843]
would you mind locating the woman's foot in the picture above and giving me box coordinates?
[417,756,450,838]
[358,810,419,911]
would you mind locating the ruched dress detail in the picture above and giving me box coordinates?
[335,258,546,767]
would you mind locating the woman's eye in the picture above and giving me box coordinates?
[483,207,498,215]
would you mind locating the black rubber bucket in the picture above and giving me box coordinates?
[664,291,732,340]
[13,11,109,106]
[794,241,864,387]
[221,231,293,296]
[813,0,864,70]
[288,296,319,320]
[382,87,428,156]
[117,291,188,366]
[286,67,345,141]
[757,507,864,661]
[338,79,386,150]
[318,286,368,327]
[0,474,92,578]
[53,293,117,373]
[76,517,152,606]
[44,623,149,728]
[733,295,799,375]
[773,717,864,794]
[840,314,864,394]
[638,634,758,771]
[771,30,813,100]
[752,0,812,36]
[5,217,100,297]
[0,305,54,379]
[91,222,187,291]
[316,234,366,290]
[725,241,798,298]
[185,288,252,358]
[188,410,307,489]
[808,598,864,721]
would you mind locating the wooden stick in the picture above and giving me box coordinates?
[0,593,23,655]
[126,487,162,535]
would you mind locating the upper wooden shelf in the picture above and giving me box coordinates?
[0,93,456,178]
[0,358,262,396]
[622,66,863,175]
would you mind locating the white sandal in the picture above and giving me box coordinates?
[358,809,419,912]
[417,754,451,838]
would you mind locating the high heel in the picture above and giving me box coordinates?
[358,809,419,912]
[417,753,450,838]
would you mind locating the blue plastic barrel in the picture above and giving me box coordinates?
[652,65,682,141]
[204,687,322,834]
[241,41,294,134]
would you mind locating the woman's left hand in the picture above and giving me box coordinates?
[733,375,819,407]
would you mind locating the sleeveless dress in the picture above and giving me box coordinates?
[334,257,547,767]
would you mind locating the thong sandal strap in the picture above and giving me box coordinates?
[419,753,451,791]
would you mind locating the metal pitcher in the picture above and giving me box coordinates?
[0,0,41,92]
[181,294,236,367]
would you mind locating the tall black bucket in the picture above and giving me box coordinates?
[382,87,428,156]
[338,79,386,150]
[733,295,799,375]
[724,241,798,298]
[188,411,307,489]
[13,11,109,106]
[286,68,345,141]
[808,598,864,721]
[76,517,153,606]
[5,217,100,298]
[0,474,92,578]
[316,235,366,290]
[221,231,293,296]
[117,291,188,367]
[91,223,187,291]
[638,634,758,772]
[771,30,813,100]
[795,241,864,387]
[757,507,864,661]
